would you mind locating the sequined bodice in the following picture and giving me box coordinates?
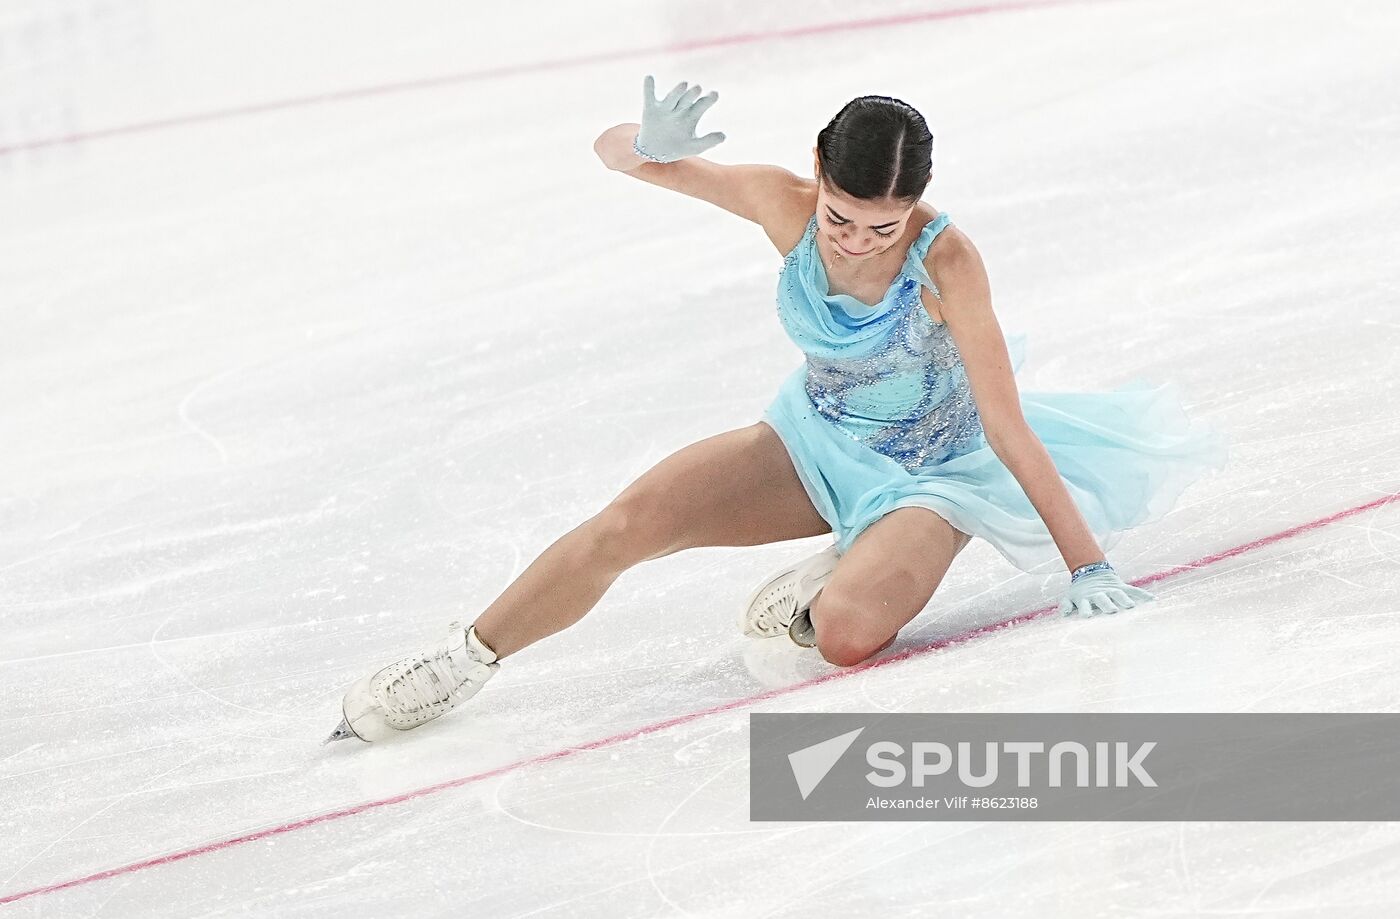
[775,213,985,471]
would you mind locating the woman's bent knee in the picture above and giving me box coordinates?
[818,639,881,668]
[583,495,682,568]
[811,589,891,667]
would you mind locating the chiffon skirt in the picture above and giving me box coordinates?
[760,334,1228,573]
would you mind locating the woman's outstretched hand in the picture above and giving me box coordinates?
[633,75,726,164]
[1058,562,1156,617]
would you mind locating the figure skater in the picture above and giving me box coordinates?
[326,76,1225,743]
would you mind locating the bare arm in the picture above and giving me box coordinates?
[593,122,806,250]
[928,233,1106,573]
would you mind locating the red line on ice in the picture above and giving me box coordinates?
[0,0,1109,158]
[2,487,1396,907]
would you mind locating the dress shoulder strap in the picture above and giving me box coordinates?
[903,212,952,297]
[781,214,819,262]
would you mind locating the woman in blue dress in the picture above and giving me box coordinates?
[327,76,1226,743]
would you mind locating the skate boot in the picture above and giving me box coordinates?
[739,543,840,639]
[324,620,499,743]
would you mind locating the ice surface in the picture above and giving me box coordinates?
[2,0,1399,916]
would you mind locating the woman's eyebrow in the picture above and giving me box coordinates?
[826,206,899,230]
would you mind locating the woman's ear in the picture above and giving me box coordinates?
[811,146,820,178]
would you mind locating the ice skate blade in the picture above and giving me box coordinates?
[322,718,364,745]
[788,609,818,648]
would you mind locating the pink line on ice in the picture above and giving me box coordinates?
[0,0,1112,158]
[2,487,1396,907]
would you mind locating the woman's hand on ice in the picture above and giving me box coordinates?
[1058,564,1155,617]
[633,75,726,163]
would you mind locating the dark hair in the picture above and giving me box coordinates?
[815,96,933,203]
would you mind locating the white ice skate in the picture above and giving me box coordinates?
[739,543,840,641]
[324,620,499,744]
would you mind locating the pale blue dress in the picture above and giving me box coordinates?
[760,212,1228,572]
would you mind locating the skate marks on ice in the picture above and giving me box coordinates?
[7,484,1396,911]
[6,0,1400,914]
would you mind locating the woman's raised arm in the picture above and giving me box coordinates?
[593,77,804,236]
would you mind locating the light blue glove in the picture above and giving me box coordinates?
[1058,561,1156,617]
[633,75,725,164]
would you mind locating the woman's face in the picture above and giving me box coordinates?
[813,149,918,262]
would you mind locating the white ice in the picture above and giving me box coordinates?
[3,0,1400,915]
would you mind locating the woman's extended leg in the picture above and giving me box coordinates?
[807,506,972,667]
[471,421,829,659]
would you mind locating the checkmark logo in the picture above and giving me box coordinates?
[788,727,865,800]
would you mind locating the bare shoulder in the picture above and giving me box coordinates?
[924,225,988,295]
[926,224,984,278]
[761,175,819,257]
[920,223,991,322]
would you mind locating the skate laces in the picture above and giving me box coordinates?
[384,640,477,716]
